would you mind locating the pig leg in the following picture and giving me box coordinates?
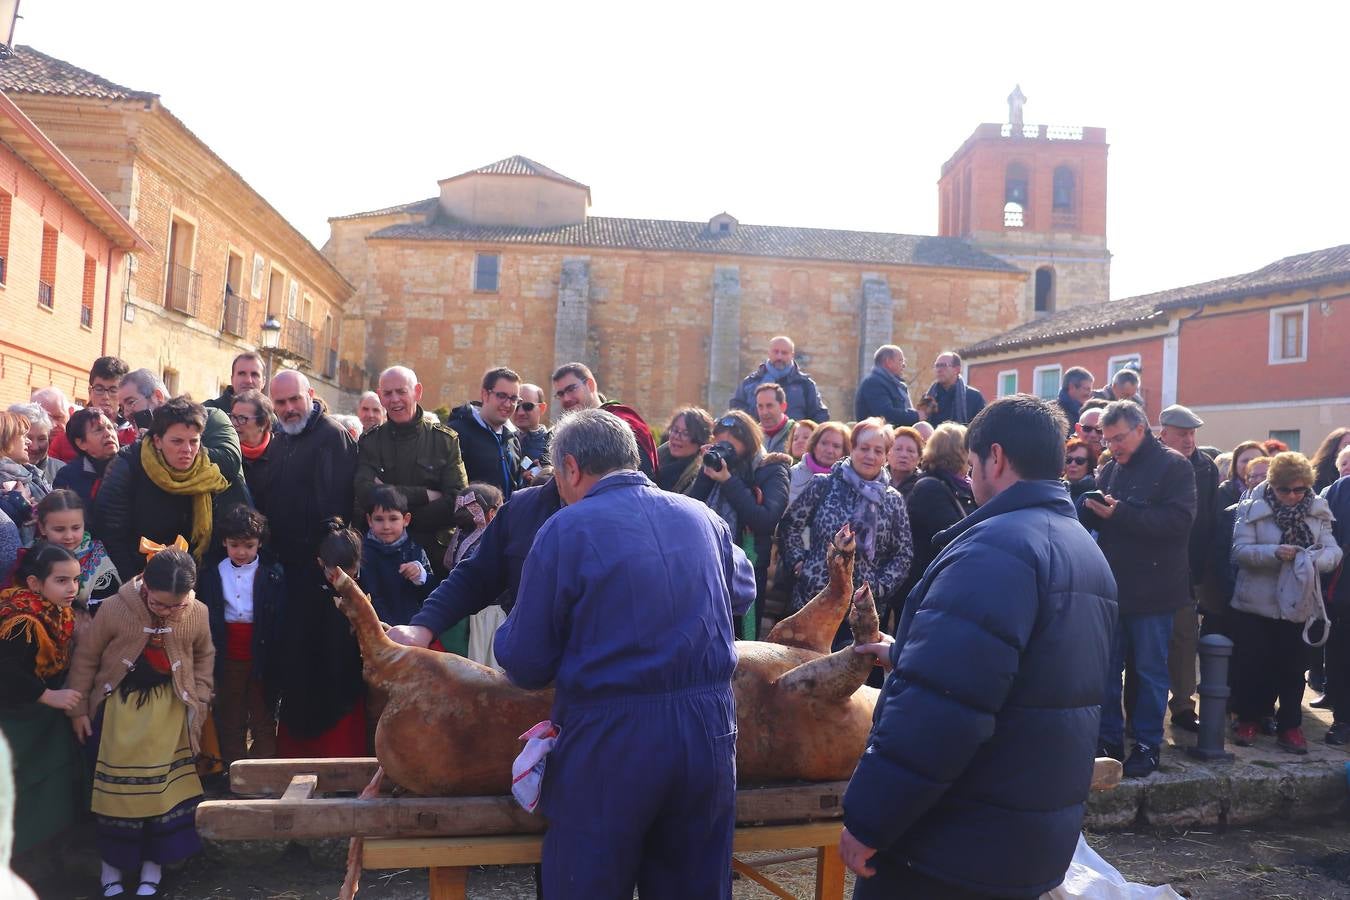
[764,524,856,654]
[775,585,883,704]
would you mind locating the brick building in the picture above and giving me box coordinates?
[0,47,358,407]
[0,90,146,405]
[327,156,1036,423]
[962,244,1350,452]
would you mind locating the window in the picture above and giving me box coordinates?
[1005,163,1029,206]
[266,267,286,318]
[997,370,1018,397]
[474,252,500,292]
[0,191,11,285]
[250,253,265,300]
[1052,166,1076,210]
[1033,364,1062,400]
[1268,304,1307,364]
[1034,267,1054,312]
[1107,354,1141,378]
[287,280,299,318]
[38,224,57,308]
[1268,429,1300,452]
[81,255,96,328]
[164,216,198,314]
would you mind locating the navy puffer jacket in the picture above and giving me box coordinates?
[843,480,1117,897]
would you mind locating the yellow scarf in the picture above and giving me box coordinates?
[139,439,230,563]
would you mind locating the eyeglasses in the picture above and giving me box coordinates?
[229,414,255,426]
[89,384,117,397]
[488,390,520,406]
[667,428,691,440]
[934,362,955,369]
[1065,456,1090,466]
[1274,486,1310,497]
[517,401,536,412]
[554,382,584,401]
[1078,425,1102,434]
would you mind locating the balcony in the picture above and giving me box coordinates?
[165,263,201,316]
[281,317,315,362]
[339,360,369,392]
[80,305,93,328]
[37,280,53,308]
[221,289,248,337]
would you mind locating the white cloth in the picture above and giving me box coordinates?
[468,604,507,671]
[511,720,559,813]
[1041,835,1183,899]
[218,557,259,623]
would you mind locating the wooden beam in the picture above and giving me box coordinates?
[732,822,841,853]
[815,843,846,900]
[230,758,381,796]
[279,774,317,803]
[427,866,467,900]
[730,859,797,900]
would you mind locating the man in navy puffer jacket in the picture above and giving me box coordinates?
[841,395,1118,899]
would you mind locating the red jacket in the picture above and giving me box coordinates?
[600,401,658,478]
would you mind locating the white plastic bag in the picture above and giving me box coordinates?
[1041,834,1183,900]
[511,720,560,813]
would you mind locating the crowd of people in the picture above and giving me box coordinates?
[0,334,1346,898]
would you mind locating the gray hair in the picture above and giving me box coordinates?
[6,403,51,431]
[335,414,362,438]
[378,365,418,388]
[358,390,381,406]
[1100,399,1147,431]
[29,386,68,411]
[873,344,903,366]
[551,409,640,476]
[122,368,166,399]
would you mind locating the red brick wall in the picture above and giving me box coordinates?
[966,334,1165,410]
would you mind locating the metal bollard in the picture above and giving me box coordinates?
[1188,633,1235,761]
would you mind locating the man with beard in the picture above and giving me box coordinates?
[731,335,829,423]
[551,362,657,477]
[355,366,467,572]
[259,369,362,757]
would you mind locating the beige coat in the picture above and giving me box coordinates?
[1232,493,1341,620]
[64,579,215,752]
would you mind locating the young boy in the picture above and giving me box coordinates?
[196,504,285,764]
[360,485,435,627]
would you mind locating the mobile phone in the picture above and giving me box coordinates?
[1080,490,1107,505]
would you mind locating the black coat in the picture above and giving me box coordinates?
[854,369,919,426]
[91,438,252,580]
[1078,430,1196,616]
[1186,449,1220,587]
[52,453,109,507]
[687,452,792,598]
[730,363,829,422]
[196,550,286,688]
[844,480,1117,896]
[445,403,523,500]
[896,471,977,615]
[1067,473,1098,502]
[358,533,433,628]
[924,382,986,428]
[254,403,358,568]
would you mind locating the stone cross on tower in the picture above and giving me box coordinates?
[1008,84,1027,128]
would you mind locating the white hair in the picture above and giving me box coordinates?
[379,366,418,388]
[29,386,69,411]
[6,403,51,431]
[358,390,381,406]
[335,414,363,438]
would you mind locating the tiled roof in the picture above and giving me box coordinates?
[367,214,1021,272]
[0,46,156,101]
[962,243,1350,356]
[328,197,439,222]
[444,155,590,192]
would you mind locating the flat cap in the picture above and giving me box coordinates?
[1159,404,1204,429]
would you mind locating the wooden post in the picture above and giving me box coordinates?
[428,865,467,900]
[815,843,845,900]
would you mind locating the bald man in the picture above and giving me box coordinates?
[729,335,829,422]
[354,366,467,571]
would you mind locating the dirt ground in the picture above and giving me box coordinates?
[19,816,1350,899]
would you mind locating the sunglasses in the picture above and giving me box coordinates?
[1274,486,1310,497]
[517,401,536,412]
[1065,456,1089,466]
[1078,425,1102,434]
[718,416,738,428]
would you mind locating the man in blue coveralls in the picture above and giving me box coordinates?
[496,408,756,900]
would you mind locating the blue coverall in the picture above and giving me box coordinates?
[496,471,756,900]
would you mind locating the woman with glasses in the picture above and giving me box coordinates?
[229,390,275,505]
[66,548,213,898]
[92,398,250,580]
[1063,437,1100,502]
[780,417,912,643]
[655,407,713,494]
[1229,452,1341,754]
[685,410,791,638]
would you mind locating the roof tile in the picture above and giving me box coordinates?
[0,46,156,101]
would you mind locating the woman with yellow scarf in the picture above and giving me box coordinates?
[91,398,251,580]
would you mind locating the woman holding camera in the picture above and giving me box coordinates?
[685,411,791,639]
[780,417,912,643]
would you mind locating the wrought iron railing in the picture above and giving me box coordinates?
[37,280,53,308]
[281,317,314,361]
[80,305,93,327]
[222,289,247,337]
[165,263,201,316]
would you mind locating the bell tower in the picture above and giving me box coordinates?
[937,87,1110,316]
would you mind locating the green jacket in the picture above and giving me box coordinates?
[354,407,468,561]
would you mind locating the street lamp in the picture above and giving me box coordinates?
[260,314,283,382]
[0,1,22,60]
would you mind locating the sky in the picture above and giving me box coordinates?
[18,1,1350,301]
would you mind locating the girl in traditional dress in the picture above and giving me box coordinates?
[67,548,213,898]
[0,543,83,859]
[34,489,122,617]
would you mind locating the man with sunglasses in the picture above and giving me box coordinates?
[1075,407,1107,450]
[511,383,552,480]
[446,367,526,500]
[1157,404,1220,735]
[355,366,467,574]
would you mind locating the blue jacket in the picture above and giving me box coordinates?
[843,480,1117,896]
[495,472,756,711]
[410,479,563,635]
[1325,475,1350,550]
[730,362,829,422]
[853,368,919,426]
[359,532,434,627]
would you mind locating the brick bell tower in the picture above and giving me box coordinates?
[937,86,1110,316]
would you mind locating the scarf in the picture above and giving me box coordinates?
[926,376,970,424]
[762,360,794,384]
[0,586,74,680]
[671,456,702,494]
[838,459,891,563]
[871,363,906,396]
[241,428,271,462]
[763,416,790,438]
[139,439,230,563]
[1265,484,1315,548]
[804,453,832,475]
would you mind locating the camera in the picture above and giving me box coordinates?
[702,440,738,472]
